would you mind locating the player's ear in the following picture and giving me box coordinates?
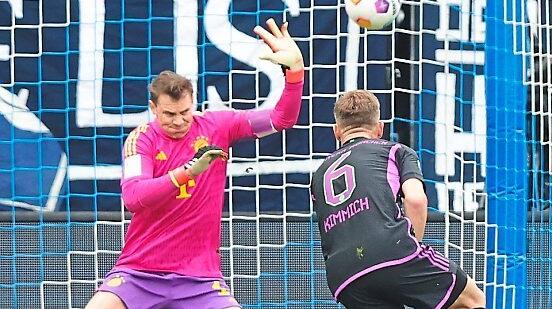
[376,121,384,138]
[333,124,342,141]
[149,100,157,113]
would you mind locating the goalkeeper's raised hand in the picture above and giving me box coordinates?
[254,18,304,72]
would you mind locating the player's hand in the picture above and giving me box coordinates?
[254,18,304,72]
[185,145,228,176]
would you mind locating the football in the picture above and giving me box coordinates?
[345,0,401,30]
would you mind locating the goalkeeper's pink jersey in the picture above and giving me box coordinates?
[115,80,303,278]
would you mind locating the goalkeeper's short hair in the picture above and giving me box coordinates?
[149,70,193,104]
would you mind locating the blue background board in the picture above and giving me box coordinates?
[0,0,483,215]
[0,116,66,210]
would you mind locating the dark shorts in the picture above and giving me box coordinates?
[97,268,241,309]
[336,244,468,309]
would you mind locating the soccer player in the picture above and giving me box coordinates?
[310,90,486,308]
[85,19,304,309]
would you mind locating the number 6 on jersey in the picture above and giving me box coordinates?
[323,151,357,206]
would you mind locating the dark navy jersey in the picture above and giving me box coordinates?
[310,137,424,296]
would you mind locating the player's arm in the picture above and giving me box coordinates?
[121,133,227,212]
[397,146,428,242]
[255,19,304,131]
[401,178,428,242]
[227,19,304,140]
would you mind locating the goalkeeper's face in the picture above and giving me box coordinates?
[150,93,194,139]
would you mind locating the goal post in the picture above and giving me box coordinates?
[485,0,528,306]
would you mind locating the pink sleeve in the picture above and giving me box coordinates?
[268,80,304,131]
[223,80,304,144]
[120,127,177,213]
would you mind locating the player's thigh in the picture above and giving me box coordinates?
[171,278,241,308]
[96,269,171,309]
[448,277,486,309]
[85,291,126,309]
[339,292,403,309]
[394,245,469,309]
[337,274,403,309]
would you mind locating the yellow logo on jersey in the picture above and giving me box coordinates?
[106,275,125,287]
[155,151,167,161]
[192,136,209,152]
[176,179,196,199]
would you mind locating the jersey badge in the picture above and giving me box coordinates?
[192,136,209,152]
[155,150,167,161]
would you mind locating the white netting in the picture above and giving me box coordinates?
[1,0,547,308]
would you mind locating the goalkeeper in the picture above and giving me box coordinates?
[310,90,486,308]
[86,19,304,309]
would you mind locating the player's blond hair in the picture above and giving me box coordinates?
[334,90,380,130]
[149,70,193,103]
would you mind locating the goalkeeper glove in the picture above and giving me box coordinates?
[184,145,228,176]
[254,18,304,82]
[169,145,228,187]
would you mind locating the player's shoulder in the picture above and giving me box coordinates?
[370,139,414,153]
[193,109,233,122]
[388,142,420,169]
[126,123,155,142]
[390,141,417,156]
[194,109,246,128]
[128,123,151,135]
[123,123,154,156]
[198,109,241,118]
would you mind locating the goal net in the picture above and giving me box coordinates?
[0,0,548,308]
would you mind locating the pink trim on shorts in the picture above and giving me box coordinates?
[436,273,457,309]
